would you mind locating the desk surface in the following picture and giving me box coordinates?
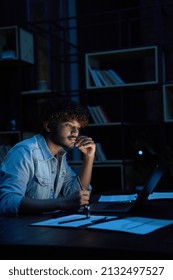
[1,199,173,260]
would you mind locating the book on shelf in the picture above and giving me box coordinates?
[88,66,103,87]
[89,67,124,87]
[98,70,115,86]
[96,105,110,123]
[87,105,102,123]
[87,105,110,123]
[95,142,107,161]
[107,69,124,84]
[95,70,110,86]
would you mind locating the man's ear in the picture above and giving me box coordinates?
[44,121,52,132]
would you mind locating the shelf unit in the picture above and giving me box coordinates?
[68,159,124,192]
[84,46,162,192]
[0,25,35,146]
[0,25,34,64]
[85,46,158,89]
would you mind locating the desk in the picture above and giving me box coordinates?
[1,199,173,260]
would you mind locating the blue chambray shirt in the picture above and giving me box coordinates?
[0,134,91,216]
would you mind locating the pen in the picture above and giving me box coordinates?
[77,176,90,218]
[58,216,89,224]
[91,217,107,224]
[58,216,108,225]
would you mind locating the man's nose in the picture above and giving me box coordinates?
[71,127,78,134]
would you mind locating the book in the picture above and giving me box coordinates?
[95,70,108,86]
[87,105,110,123]
[96,105,110,123]
[98,70,115,86]
[87,106,102,123]
[88,66,103,87]
[107,69,124,84]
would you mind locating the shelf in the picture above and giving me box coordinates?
[0,26,34,64]
[85,46,158,89]
[88,122,122,126]
[84,45,163,191]
[21,89,52,95]
[68,159,126,166]
[68,160,126,191]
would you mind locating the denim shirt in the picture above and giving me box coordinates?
[0,134,91,216]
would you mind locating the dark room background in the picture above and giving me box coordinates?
[0,0,173,193]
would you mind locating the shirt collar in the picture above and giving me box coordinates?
[35,134,66,160]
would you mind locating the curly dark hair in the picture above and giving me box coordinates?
[37,98,89,135]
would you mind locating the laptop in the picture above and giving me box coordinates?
[90,164,165,214]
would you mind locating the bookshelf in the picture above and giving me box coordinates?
[0,25,35,147]
[0,25,34,64]
[84,46,163,191]
[85,46,158,89]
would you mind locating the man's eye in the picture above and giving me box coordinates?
[65,123,71,128]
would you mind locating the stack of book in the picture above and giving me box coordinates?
[87,105,110,123]
[89,66,124,87]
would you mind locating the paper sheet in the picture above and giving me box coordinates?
[148,192,173,200]
[31,214,117,228]
[98,192,173,203]
[31,214,173,235]
[98,194,137,202]
[88,216,173,234]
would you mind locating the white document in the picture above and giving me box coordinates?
[98,194,137,202]
[31,214,117,228]
[99,192,173,202]
[31,215,173,235]
[148,192,173,200]
[88,216,173,234]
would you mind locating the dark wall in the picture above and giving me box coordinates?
[0,0,27,27]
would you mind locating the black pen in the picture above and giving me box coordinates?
[58,216,89,224]
[58,216,109,225]
[77,176,90,218]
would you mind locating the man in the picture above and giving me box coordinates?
[0,98,96,216]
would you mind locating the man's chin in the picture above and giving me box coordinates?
[66,143,75,150]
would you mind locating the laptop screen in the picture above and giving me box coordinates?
[134,164,165,208]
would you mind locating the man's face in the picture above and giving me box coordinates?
[49,119,81,149]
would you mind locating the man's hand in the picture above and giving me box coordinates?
[75,135,96,157]
[59,190,90,209]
